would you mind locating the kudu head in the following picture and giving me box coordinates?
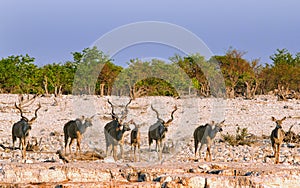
[210,120,225,132]
[83,114,96,127]
[15,102,41,125]
[272,116,286,129]
[108,99,132,131]
[151,104,178,128]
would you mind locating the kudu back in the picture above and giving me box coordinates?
[104,99,132,161]
[148,104,177,160]
[270,116,286,164]
[194,120,224,161]
[64,115,95,156]
[12,102,41,158]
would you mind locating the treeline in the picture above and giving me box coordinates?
[0,47,299,99]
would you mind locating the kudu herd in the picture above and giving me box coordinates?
[5,95,292,165]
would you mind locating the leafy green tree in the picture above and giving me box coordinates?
[260,49,300,99]
[0,54,39,93]
[41,62,75,96]
[114,58,190,98]
[97,61,122,96]
[72,46,111,95]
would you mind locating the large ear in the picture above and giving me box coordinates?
[89,114,96,120]
[271,117,276,121]
[281,117,287,121]
[220,120,225,126]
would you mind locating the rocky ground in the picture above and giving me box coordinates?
[0,94,299,187]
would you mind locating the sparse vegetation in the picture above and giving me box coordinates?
[222,126,254,146]
[284,124,300,143]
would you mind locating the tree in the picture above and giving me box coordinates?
[71,46,111,95]
[97,61,122,96]
[0,54,39,94]
[113,58,190,99]
[215,48,258,98]
[260,49,300,100]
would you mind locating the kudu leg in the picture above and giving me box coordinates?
[21,137,26,158]
[158,140,163,161]
[113,145,117,161]
[76,131,82,156]
[276,144,280,164]
[120,144,124,160]
[198,144,203,161]
[206,146,212,162]
[133,145,137,162]
[69,138,75,156]
[194,140,199,159]
[138,144,141,162]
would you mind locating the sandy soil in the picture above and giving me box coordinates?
[0,94,299,187]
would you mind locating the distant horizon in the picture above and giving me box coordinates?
[0,44,297,68]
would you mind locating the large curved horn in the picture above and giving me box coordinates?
[15,102,28,121]
[120,99,132,120]
[108,99,118,120]
[29,103,41,123]
[151,104,163,122]
[165,105,178,125]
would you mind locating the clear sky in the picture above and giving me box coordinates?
[1,0,299,67]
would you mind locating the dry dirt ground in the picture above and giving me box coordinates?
[0,94,300,187]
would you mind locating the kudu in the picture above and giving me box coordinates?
[104,99,132,161]
[148,105,177,160]
[270,116,286,164]
[12,102,41,158]
[130,121,141,162]
[64,115,95,156]
[194,120,224,162]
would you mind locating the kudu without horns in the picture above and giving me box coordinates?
[270,116,286,164]
[12,102,41,158]
[194,120,224,162]
[148,104,177,160]
[64,115,96,156]
[130,121,141,162]
[104,99,132,161]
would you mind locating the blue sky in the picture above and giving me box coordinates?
[1,0,299,67]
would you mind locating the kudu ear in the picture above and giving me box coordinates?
[271,116,276,121]
[220,120,225,125]
[281,117,287,122]
[89,114,97,120]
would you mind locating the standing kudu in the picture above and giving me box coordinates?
[130,121,141,162]
[64,115,95,156]
[148,105,177,160]
[194,120,224,162]
[104,99,132,161]
[12,102,41,158]
[270,116,286,164]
